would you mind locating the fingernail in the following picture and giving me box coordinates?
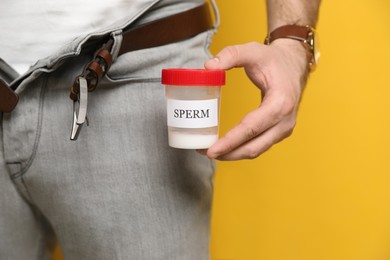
[211,57,220,63]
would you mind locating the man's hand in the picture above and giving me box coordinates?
[202,39,309,160]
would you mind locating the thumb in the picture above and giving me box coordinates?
[204,42,262,70]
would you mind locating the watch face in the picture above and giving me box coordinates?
[308,27,320,70]
[313,30,320,66]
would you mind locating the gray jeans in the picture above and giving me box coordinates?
[0,5,217,260]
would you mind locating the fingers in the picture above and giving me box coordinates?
[207,92,293,159]
[211,118,295,161]
[204,42,263,70]
[206,88,297,160]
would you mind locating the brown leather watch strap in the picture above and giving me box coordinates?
[264,24,316,70]
[265,25,310,44]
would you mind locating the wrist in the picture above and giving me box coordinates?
[270,38,309,72]
[264,25,319,71]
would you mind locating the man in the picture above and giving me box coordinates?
[0,0,320,259]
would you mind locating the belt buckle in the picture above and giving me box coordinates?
[70,76,89,140]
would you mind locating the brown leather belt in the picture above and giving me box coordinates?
[0,3,213,113]
[69,3,213,101]
[118,3,213,55]
[0,79,19,113]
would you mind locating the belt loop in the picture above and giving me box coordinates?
[110,30,123,62]
[0,58,19,85]
[209,0,220,29]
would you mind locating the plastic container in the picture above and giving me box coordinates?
[161,69,226,149]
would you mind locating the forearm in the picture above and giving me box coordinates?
[266,0,321,31]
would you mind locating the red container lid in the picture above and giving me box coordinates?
[162,69,225,86]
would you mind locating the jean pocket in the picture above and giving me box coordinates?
[2,75,48,179]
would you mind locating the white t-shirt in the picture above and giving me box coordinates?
[0,0,203,74]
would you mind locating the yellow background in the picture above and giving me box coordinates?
[56,0,390,259]
[210,0,390,260]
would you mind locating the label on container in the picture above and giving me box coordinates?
[167,99,218,128]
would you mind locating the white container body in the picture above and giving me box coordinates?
[165,85,221,149]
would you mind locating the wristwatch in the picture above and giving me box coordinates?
[264,25,320,71]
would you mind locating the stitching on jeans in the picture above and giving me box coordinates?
[204,30,215,59]
[104,75,161,84]
[11,76,48,180]
[20,175,36,206]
